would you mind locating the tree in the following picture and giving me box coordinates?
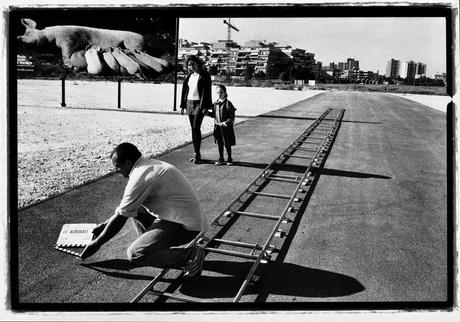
[254,71,267,80]
[243,64,255,80]
[208,65,218,76]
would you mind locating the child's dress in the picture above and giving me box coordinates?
[209,98,236,147]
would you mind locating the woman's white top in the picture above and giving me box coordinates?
[187,72,200,100]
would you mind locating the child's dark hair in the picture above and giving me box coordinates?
[216,84,228,98]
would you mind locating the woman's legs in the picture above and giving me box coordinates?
[225,145,232,163]
[188,112,205,161]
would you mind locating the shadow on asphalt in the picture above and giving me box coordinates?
[178,260,364,300]
[319,168,392,179]
[341,120,382,124]
[82,109,365,302]
[80,259,154,281]
[256,115,381,125]
[198,159,270,169]
[256,115,318,121]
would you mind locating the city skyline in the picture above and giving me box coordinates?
[179,17,447,77]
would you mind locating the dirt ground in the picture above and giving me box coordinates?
[16,80,325,208]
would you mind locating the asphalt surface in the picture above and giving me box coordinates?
[15,91,449,308]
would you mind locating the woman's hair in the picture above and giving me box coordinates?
[110,142,142,163]
[216,84,228,98]
[186,55,204,72]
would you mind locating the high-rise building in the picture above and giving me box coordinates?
[416,62,426,76]
[405,61,417,80]
[347,58,359,71]
[386,59,400,79]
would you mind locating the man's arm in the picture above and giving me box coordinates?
[80,214,128,259]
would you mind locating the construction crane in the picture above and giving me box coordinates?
[223,18,239,76]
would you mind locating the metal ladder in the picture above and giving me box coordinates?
[131,107,344,303]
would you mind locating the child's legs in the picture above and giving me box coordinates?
[215,132,224,159]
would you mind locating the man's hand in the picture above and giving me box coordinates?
[80,214,128,260]
[80,240,101,260]
[220,122,227,127]
[92,222,107,240]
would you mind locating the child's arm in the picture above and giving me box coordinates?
[221,101,236,126]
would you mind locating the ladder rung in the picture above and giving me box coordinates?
[130,108,343,305]
[268,173,301,180]
[204,247,259,260]
[286,154,313,160]
[234,211,280,220]
[251,191,292,199]
[212,238,263,250]
[266,177,301,183]
[130,269,169,303]
[151,291,204,303]
[294,146,317,152]
[306,136,327,140]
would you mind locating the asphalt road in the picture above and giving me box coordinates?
[14,91,449,309]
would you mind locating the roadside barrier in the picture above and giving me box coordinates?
[131,107,345,303]
[59,77,129,109]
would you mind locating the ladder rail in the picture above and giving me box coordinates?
[185,107,335,247]
[232,109,344,302]
[130,108,344,304]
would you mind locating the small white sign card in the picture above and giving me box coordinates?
[55,223,97,257]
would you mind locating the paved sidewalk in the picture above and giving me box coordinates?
[14,91,449,308]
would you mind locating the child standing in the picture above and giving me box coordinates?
[208,84,236,165]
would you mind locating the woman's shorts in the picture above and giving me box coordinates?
[186,100,201,115]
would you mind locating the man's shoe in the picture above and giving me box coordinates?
[182,246,205,281]
[215,159,225,165]
[226,158,233,166]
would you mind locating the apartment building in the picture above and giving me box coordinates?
[416,62,427,76]
[405,60,428,81]
[406,61,417,80]
[347,58,359,71]
[177,39,213,71]
[386,59,401,79]
[178,38,298,78]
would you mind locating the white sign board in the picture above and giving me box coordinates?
[55,223,97,247]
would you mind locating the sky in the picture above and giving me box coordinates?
[179,17,447,77]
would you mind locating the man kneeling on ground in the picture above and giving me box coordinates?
[81,142,209,281]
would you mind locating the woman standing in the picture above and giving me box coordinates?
[180,55,212,164]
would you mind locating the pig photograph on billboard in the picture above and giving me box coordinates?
[15,10,176,81]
